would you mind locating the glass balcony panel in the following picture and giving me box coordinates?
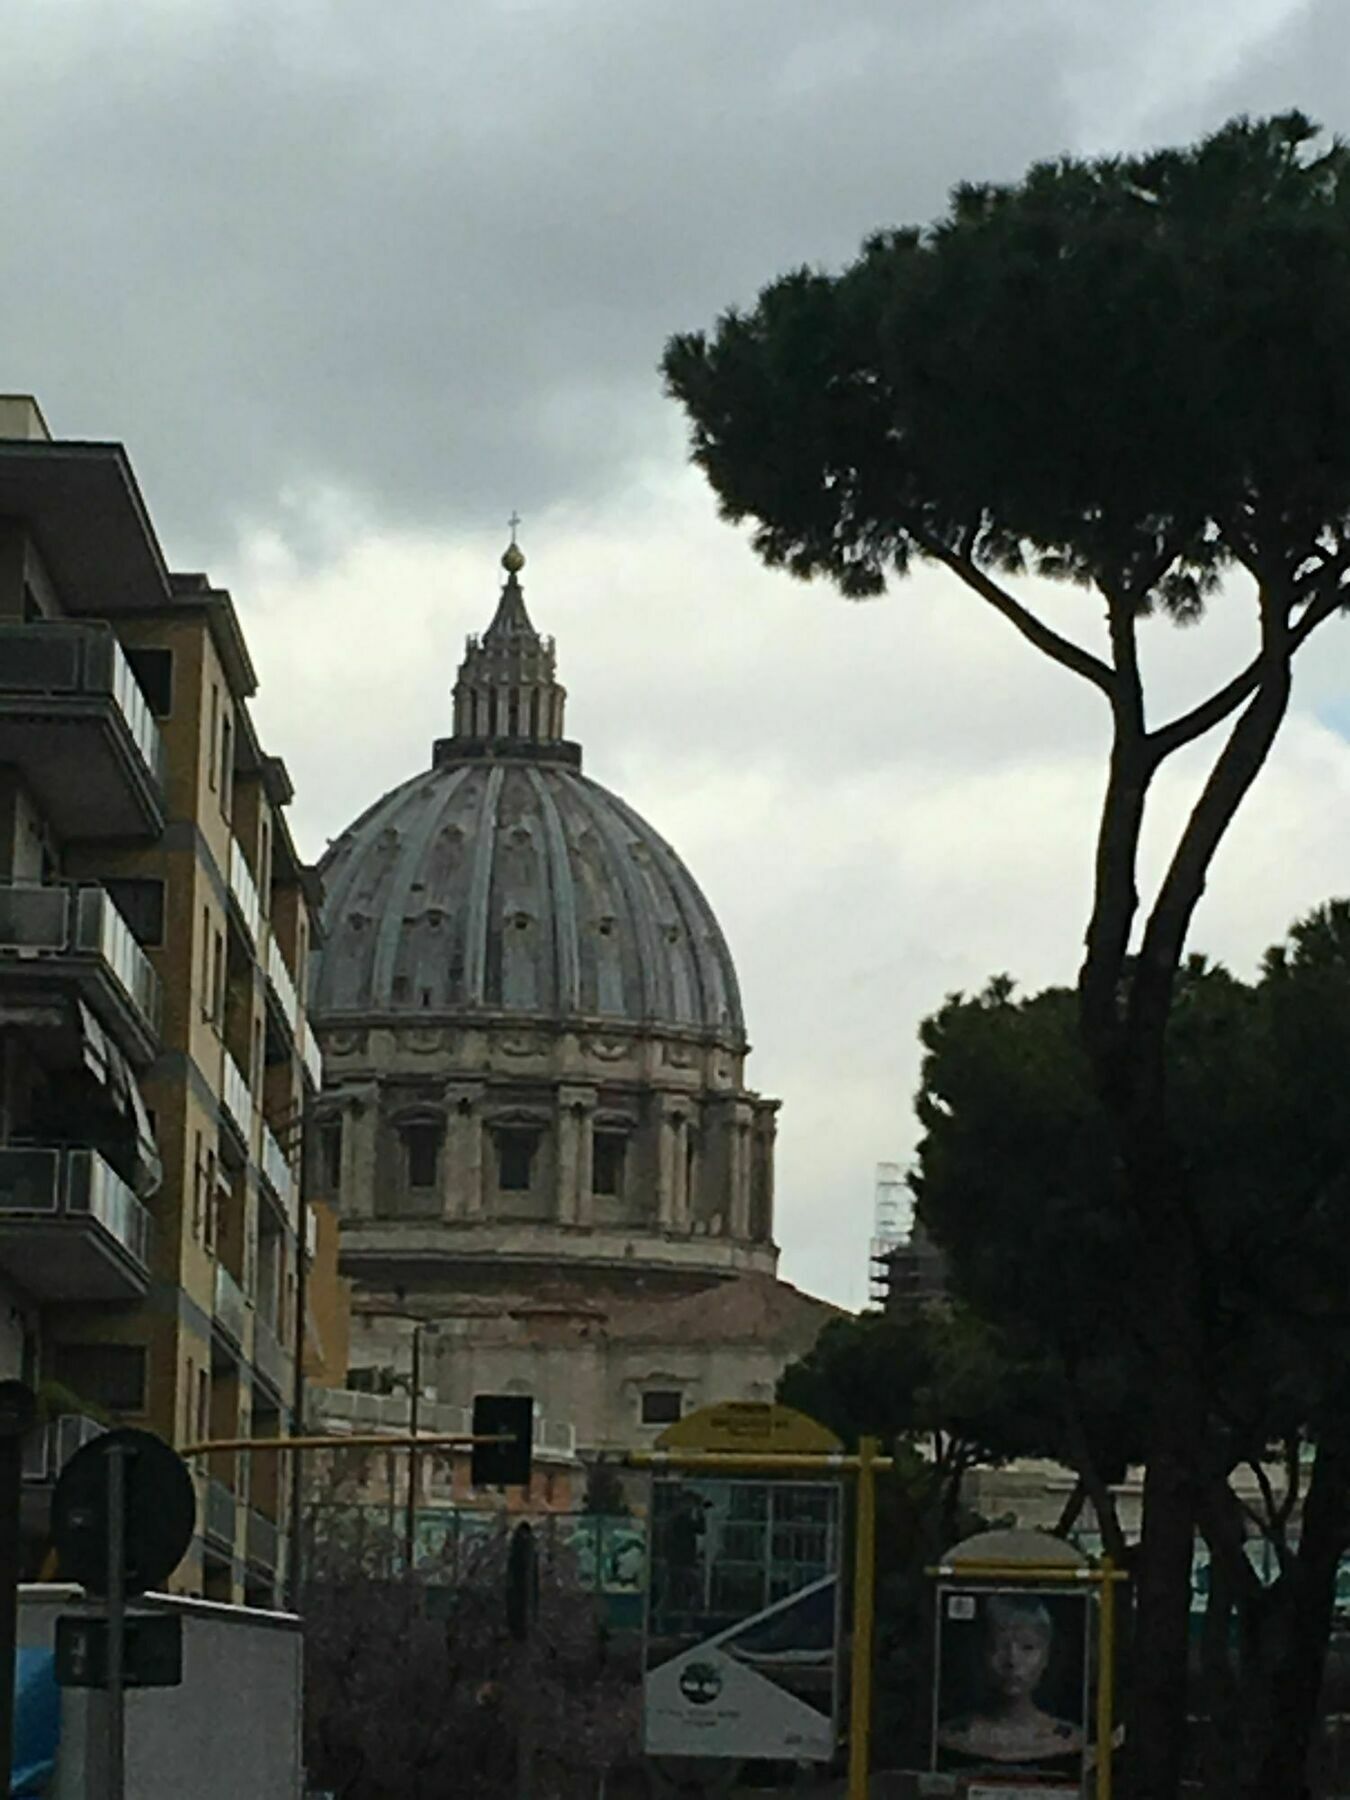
[221,1049,253,1141]
[0,1147,60,1213]
[300,1019,322,1090]
[227,837,262,944]
[260,1123,293,1210]
[206,1477,236,1545]
[214,1260,249,1348]
[74,887,162,1036]
[65,1147,154,1269]
[265,938,299,1033]
[0,884,68,951]
[108,636,166,785]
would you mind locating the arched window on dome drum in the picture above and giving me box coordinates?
[495,1127,537,1192]
[529,689,540,739]
[402,1121,442,1192]
[592,1131,626,1198]
[508,687,520,736]
[488,688,499,735]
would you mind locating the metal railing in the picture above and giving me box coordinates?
[226,836,262,944]
[0,882,162,1038]
[213,1261,249,1349]
[300,1018,322,1091]
[0,1145,153,1272]
[265,937,299,1035]
[260,1120,293,1211]
[220,1047,253,1143]
[0,621,165,785]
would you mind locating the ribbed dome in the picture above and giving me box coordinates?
[313,759,745,1038]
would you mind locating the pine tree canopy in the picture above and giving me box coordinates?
[663,112,1350,619]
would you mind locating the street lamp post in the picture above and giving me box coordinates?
[404,1319,437,1574]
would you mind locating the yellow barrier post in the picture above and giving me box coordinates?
[847,1436,878,1800]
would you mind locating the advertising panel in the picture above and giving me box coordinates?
[933,1584,1089,1782]
[643,1476,841,1761]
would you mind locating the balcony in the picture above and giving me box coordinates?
[213,1260,249,1353]
[205,1477,236,1549]
[300,1018,323,1091]
[253,1312,290,1397]
[265,938,299,1040]
[246,1506,279,1571]
[0,882,162,1063]
[220,1048,253,1153]
[22,1413,104,1484]
[226,836,262,947]
[259,1121,294,1216]
[0,622,165,840]
[0,1146,152,1298]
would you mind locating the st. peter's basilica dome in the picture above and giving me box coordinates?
[308,540,779,1306]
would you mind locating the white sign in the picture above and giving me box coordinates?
[643,1477,841,1762]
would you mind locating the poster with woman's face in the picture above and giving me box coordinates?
[933,1586,1089,1777]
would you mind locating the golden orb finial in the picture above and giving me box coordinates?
[502,510,525,574]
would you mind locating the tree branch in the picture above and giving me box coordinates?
[913,530,1117,695]
[1150,574,1347,759]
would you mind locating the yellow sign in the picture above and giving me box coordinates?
[656,1401,842,1456]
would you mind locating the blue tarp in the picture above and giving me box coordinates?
[11,1649,59,1798]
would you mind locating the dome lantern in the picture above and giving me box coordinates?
[446,520,575,764]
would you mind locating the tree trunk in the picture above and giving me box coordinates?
[1198,1542,1239,1800]
[1131,1448,1197,1799]
[1248,1439,1350,1799]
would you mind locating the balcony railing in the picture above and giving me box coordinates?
[0,1145,153,1290]
[0,882,162,1041]
[253,1313,289,1394]
[260,1121,293,1212]
[0,883,67,950]
[300,1018,322,1091]
[265,938,299,1036]
[0,622,165,786]
[227,836,262,945]
[213,1261,249,1350]
[22,1413,104,1483]
[68,1147,154,1267]
[74,887,162,1036]
[247,1506,279,1571]
[220,1048,252,1144]
[205,1477,236,1547]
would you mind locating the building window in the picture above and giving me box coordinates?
[53,1343,147,1414]
[640,1390,683,1427]
[124,646,174,717]
[496,1129,536,1192]
[208,684,219,791]
[318,1119,342,1191]
[205,1148,218,1251]
[197,1366,209,1440]
[211,930,225,1025]
[192,1131,205,1237]
[220,711,233,815]
[592,1132,626,1198]
[403,1122,441,1190]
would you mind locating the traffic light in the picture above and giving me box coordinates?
[471,1394,533,1488]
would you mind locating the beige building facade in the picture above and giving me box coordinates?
[310,540,835,1446]
[0,396,328,1604]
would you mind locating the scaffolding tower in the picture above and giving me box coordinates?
[868,1161,910,1303]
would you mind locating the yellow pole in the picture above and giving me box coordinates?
[1096,1555,1116,1800]
[847,1436,878,1800]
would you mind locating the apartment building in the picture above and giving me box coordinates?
[0,395,325,1605]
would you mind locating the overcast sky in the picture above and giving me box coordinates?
[6,0,1350,1307]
